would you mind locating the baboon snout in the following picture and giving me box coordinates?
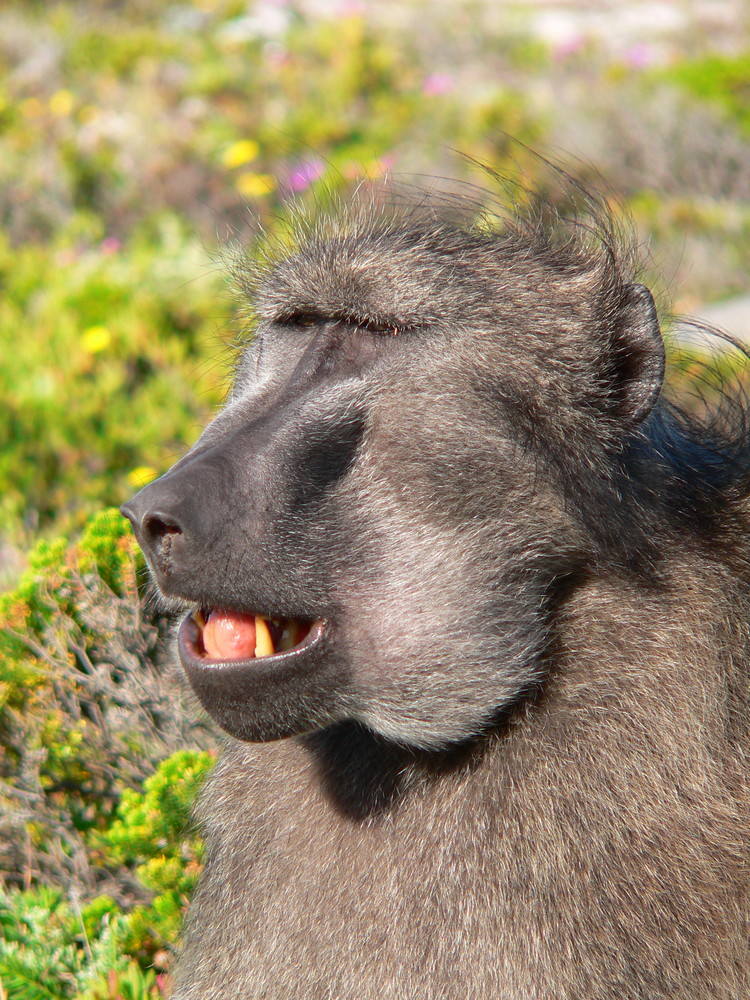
[121,482,189,582]
[121,459,230,589]
[121,489,183,574]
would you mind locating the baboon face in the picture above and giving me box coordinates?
[122,215,664,748]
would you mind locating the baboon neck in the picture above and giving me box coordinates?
[302,721,493,821]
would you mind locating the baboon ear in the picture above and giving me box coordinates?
[609,283,665,427]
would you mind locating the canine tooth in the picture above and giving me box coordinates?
[193,609,206,628]
[277,622,300,651]
[254,616,274,658]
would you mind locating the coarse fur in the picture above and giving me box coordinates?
[123,177,750,999]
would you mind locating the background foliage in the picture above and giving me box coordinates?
[2,1,750,996]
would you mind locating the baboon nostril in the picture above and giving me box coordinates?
[142,511,184,550]
[122,482,203,578]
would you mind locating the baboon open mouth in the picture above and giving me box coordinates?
[180,609,324,666]
[177,610,339,742]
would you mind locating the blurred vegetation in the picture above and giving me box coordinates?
[659,52,750,134]
[0,224,231,537]
[0,507,214,996]
[2,0,750,995]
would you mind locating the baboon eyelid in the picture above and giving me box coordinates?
[274,310,408,336]
[275,310,323,327]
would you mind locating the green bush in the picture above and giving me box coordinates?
[0,886,158,1000]
[0,747,212,998]
[0,223,231,538]
[0,508,215,995]
[659,52,750,133]
[102,750,214,958]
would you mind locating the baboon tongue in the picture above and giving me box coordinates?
[203,610,258,660]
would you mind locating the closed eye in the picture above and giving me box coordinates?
[274,309,412,336]
[276,310,324,328]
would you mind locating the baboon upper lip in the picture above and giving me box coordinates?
[178,611,326,672]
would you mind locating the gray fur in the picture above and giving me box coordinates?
[124,184,750,998]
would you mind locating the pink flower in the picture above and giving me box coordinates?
[422,73,453,97]
[623,43,655,68]
[552,36,586,60]
[287,158,325,192]
[100,236,121,255]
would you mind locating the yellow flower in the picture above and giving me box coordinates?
[49,90,75,117]
[81,325,112,353]
[360,160,387,180]
[78,105,99,124]
[236,172,276,199]
[344,159,389,181]
[20,97,43,118]
[221,140,260,169]
[127,466,158,488]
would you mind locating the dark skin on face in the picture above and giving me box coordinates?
[121,192,750,1000]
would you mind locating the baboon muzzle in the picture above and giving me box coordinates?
[121,445,356,743]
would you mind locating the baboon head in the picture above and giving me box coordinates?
[122,190,665,749]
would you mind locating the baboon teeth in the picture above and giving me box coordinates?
[252,616,272,657]
[193,608,312,661]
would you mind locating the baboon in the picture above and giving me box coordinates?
[122,180,750,999]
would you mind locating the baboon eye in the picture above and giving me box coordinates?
[275,310,404,336]
[277,310,324,328]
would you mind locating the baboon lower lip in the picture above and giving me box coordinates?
[177,610,345,743]
[178,610,325,669]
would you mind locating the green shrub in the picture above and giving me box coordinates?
[659,52,750,133]
[0,509,215,994]
[102,749,214,958]
[0,748,212,997]
[0,223,231,538]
